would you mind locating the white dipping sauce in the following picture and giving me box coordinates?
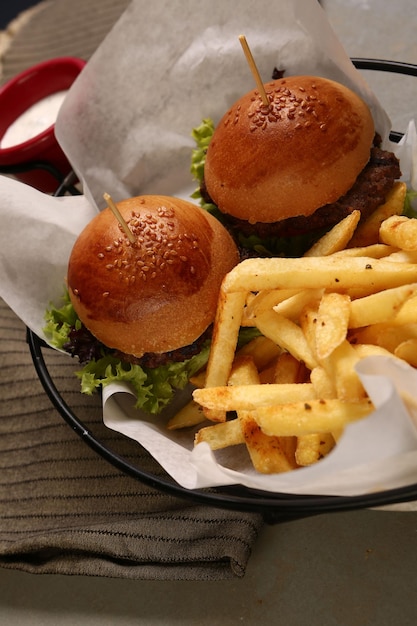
[0,90,68,148]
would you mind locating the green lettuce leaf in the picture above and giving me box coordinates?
[44,290,81,349]
[75,345,211,415]
[44,294,260,415]
[403,188,417,218]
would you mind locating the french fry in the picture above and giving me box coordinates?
[348,283,417,328]
[222,255,417,294]
[254,309,317,370]
[258,358,281,384]
[380,214,417,251]
[273,352,309,384]
[385,249,417,264]
[310,365,337,399]
[194,355,252,449]
[239,412,298,473]
[228,355,260,383]
[299,304,319,359]
[348,181,407,248]
[205,288,246,389]
[254,398,374,437]
[244,288,299,322]
[315,292,350,360]
[333,243,398,258]
[349,323,417,353]
[295,432,336,466]
[203,288,246,422]
[236,335,282,371]
[391,295,417,325]
[273,288,323,321]
[167,400,206,430]
[304,210,360,257]
[193,382,317,412]
[394,339,417,368]
[319,340,366,402]
[352,343,397,360]
[309,367,341,441]
[189,370,206,388]
[230,353,298,471]
[194,418,244,449]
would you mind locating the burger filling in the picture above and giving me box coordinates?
[192,120,402,257]
[44,292,258,415]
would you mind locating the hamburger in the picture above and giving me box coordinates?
[193,75,402,256]
[45,194,240,414]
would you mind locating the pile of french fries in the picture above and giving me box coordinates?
[168,181,417,474]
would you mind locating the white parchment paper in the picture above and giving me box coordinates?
[1,0,417,498]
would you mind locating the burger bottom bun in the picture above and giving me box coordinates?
[67,195,239,357]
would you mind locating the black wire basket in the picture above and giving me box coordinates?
[20,59,417,522]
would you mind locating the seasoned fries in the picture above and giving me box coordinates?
[380,214,417,250]
[304,210,361,257]
[171,203,417,475]
[348,181,407,248]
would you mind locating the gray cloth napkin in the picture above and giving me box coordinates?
[0,298,263,579]
[0,1,264,579]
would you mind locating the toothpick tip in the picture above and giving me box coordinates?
[103,192,136,244]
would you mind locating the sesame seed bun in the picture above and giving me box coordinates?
[67,195,239,357]
[204,75,375,224]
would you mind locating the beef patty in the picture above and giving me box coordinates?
[201,143,401,240]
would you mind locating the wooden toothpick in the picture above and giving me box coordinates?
[238,34,269,107]
[103,192,136,244]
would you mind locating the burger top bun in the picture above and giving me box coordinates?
[204,75,375,224]
[67,195,239,357]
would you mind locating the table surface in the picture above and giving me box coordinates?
[1,1,417,625]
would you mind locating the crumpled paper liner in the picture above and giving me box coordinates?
[101,356,417,495]
[54,0,397,209]
[1,0,417,498]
